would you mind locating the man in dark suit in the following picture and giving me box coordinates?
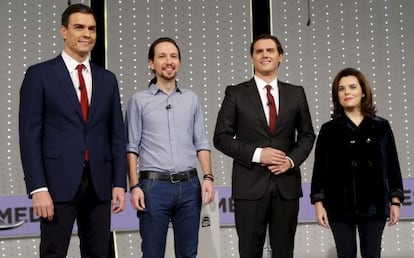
[214,34,315,258]
[19,4,126,257]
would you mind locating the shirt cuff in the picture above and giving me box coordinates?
[287,157,295,168]
[31,187,48,195]
[253,148,294,168]
[252,148,262,163]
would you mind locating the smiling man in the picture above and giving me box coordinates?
[125,37,215,258]
[214,34,315,258]
[19,4,126,257]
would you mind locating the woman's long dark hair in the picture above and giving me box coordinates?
[331,67,376,118]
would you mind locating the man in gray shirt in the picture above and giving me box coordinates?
[125,37,215,258]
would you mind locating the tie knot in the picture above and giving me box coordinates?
[265,85,272,92]
[77,64,85,72]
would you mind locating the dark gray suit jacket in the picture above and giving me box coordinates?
[214,78,315,200]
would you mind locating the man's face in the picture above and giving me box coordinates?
[251,39,283,78]
[149,42,181,82]
[60,12,96,62]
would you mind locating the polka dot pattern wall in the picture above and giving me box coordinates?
[0,0,413,257]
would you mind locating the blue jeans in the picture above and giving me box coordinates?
[138,176,202,258]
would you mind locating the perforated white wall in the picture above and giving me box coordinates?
[0,0,413,257]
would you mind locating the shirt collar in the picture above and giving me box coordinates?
[149,83,182,95]
[254,75,278,90]
[61,50,91,73]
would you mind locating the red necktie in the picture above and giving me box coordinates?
[77,64,89,122]
[77,64,89,160]
[265,85,277,133]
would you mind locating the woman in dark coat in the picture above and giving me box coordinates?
[310,67,404,258]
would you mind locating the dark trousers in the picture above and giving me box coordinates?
[330,217,386,258]
[40,163,111,258]
[234,177,299,258]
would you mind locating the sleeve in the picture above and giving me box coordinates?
[192,93,210,151]
[19,65,48,194]
[125,94,142,155]
[108,73,127,188]
[286,86,316,167]
[310,124,329,204]
[213,86,257,167]
[384,121,405,202]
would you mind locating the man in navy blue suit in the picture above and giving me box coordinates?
[19,4,126,257]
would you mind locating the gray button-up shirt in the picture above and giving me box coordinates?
[125,84,210,173]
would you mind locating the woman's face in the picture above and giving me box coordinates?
[337,75,364,112]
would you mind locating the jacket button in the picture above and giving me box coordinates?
[351,161,358,167]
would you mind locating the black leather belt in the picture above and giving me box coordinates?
[140,168,197,183]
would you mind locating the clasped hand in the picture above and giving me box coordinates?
[260,147,291,175]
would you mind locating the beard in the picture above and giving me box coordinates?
[158,69,178,81]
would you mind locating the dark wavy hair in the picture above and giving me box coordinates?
[331,67,376,118]
[61,4,95,28]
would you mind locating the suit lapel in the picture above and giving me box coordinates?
[88,62,102,123]
[277,81,289,129]
[245,79,269,132]
[51,56,84,122]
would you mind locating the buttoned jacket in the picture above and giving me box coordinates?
[19,55,126,202]
[310,115,404,221]
[214,78,315,200]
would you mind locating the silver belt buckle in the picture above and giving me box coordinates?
[169,172,181,183]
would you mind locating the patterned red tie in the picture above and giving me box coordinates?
[265,85,277,133]
[77,64,89,160]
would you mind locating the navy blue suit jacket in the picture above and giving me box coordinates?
[19,55,126,202]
